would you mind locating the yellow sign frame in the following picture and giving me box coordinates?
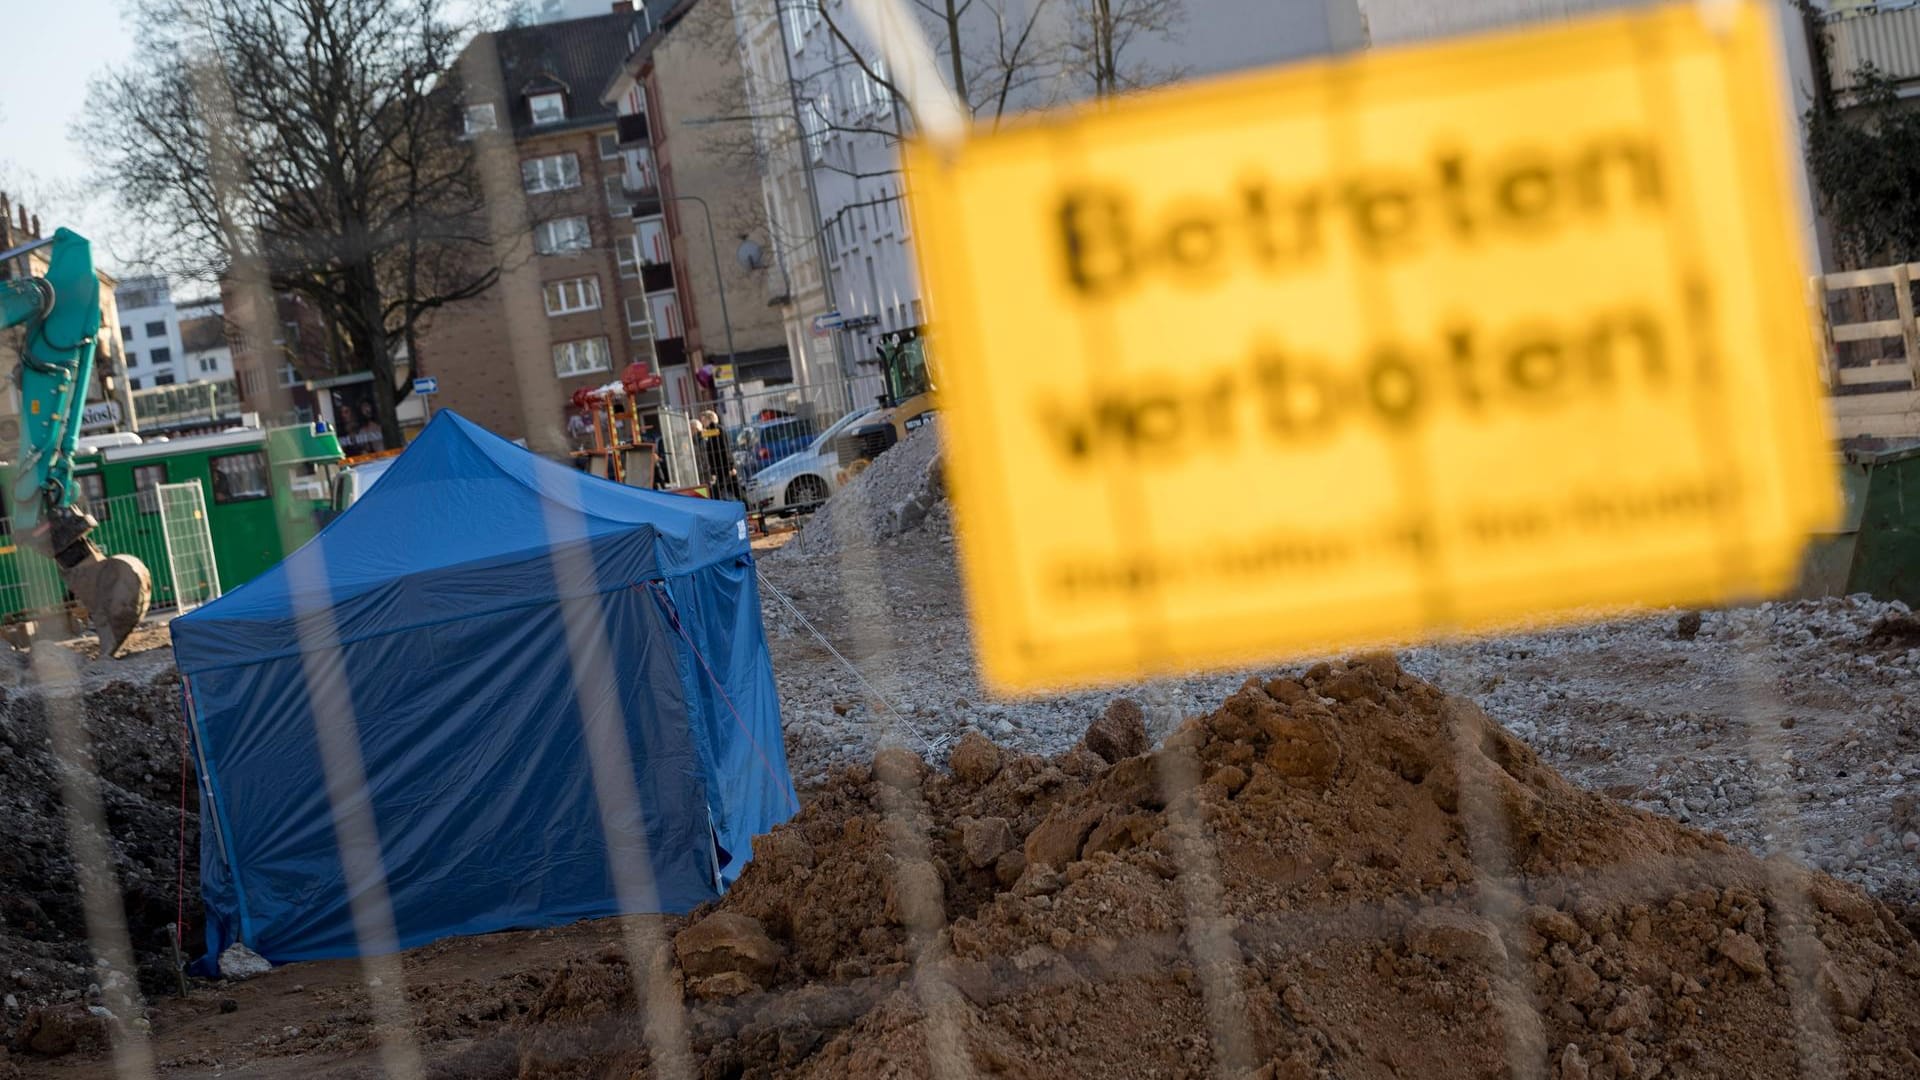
[907,0,1836,692]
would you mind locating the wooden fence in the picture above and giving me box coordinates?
[1812,261,1920,441]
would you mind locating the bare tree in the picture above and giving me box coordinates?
[84,0,503,447]
[1059,0,1187,100]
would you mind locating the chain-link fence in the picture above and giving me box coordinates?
[661,375,903,515]
[8,3,1920,1080]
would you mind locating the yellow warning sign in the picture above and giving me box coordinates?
[906,0,1837,693]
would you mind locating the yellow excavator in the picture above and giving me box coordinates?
[0,229,152,657]
[834,330,937,483]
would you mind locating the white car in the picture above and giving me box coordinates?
[330,456,398,512]
[743,407,876,513]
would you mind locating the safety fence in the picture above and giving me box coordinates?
[657,373,895,514]
[157,482,222,612]
[0,486,220,626]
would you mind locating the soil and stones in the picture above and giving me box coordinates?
[0,672,197,1048]
[131,658,1914,1079]
[8,433,1920,1076]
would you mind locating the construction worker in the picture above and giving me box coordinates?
[697,410,739,500]
[566,407,594,471]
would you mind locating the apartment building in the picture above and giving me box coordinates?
[1353,0,1828,268]
[114,275,187,391]
[176,297,234,383]
[726,0,841,402]
[421,6,660,455]
[746,0,1368,382]
[602,0,791,410]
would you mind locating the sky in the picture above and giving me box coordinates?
[0,0,140,272]
[0,0,547,279]
[1,0,1345,278]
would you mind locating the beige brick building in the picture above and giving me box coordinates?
[604,0,791,406]
[422,8,660,456]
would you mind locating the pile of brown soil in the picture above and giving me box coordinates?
[495,657,1920,1079]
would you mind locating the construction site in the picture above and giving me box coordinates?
[6,0,1920,1078]
[0,426,1915,1079]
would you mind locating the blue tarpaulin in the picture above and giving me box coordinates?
[172,411,796,970]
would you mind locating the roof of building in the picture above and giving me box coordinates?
[599,0,702,100]
[486,11,636,137]
[179,313,228,354]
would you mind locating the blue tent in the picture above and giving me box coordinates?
[173,412,797,969]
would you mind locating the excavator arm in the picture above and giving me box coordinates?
[0,228,150,657]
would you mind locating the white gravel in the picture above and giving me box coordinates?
[760,484,1920,916]
[1402,598,1920,912]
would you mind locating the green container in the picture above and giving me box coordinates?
[1797,445,1920,607]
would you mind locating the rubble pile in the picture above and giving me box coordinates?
[504,658,1920,1079]
[0,674,197,1045]
[777,424,944,560]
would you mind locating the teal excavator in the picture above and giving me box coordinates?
[0,228,151,658]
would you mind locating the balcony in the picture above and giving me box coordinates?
[1828,4,1920,94]
[640,262,675,294]
[621,150,661,216]
[617,111,651,146]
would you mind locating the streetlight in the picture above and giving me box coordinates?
[671,194,743,420]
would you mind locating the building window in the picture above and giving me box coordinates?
[801,97,827,162]
[552,336,611,378]
[534,216,591,254]
[155,371,176,386]
[597,132,620,159]
[211,451,270,503]
[543,276,602,316]
[521,152,580,193]
[464,104,497,135]
[119,325,131,341]
[783,1,808,52]
[529,92,566,126]
[151,346,172,366]
[133,463,167,514]
[622,146,655,191]
[279,362,301,387]
[623,296,651,340]
[635,215,668,264]
[615,233,640,279]
[127,350,141,368]
[128,377,141,391]
[198,355,219,373]
[144,320,165,337]
[603,175,631,217]
[910,298,923,325]
[647,289,682,339]
[75,473,108,522]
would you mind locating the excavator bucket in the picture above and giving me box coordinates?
[60,548,152,659]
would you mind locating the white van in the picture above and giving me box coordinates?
[329,456,398,514]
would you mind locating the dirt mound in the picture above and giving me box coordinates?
[493,657,1920,1078]
[0,673,197,1042]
